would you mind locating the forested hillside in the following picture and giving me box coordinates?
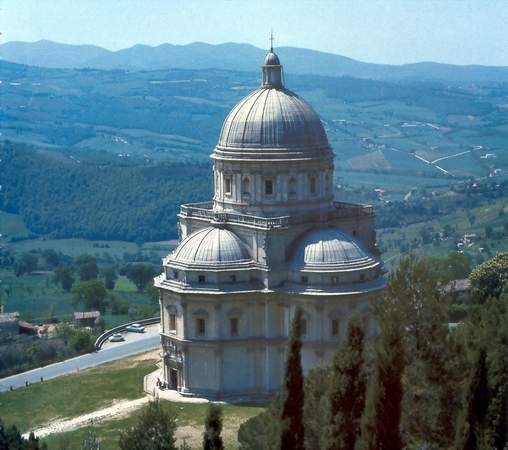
[0,143,211,241]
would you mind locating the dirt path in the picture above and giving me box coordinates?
[23,397,150,439]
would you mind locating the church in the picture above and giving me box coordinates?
[154,44,386,399]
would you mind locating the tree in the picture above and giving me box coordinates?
[455,349,490,450]
[42,248,60,268]
[14,253,38,276]
[203,403,224,450]
[304,367,331,450]
[426,251,472,283]
[145,283,160,305]
[238,397,282,450]
[357,287,405,450]
[469,252,508,302]
[82,421,100,450]
[76,255,99,282]
[0,417,47,449]
[467,296,508,449]
[100,267,117,290]
[123,263,158,290]
[392,255,460,448]
[71,279,108,313]
[280,306,305,450]
[324,315,366,450]
[119,399,177,450]
[53,266,75,291]
[69,329,94,352]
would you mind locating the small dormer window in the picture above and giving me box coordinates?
[196,318,206,336]
[309,176,317,195]
[265,179,273,195]
[173,270,178,279]
[301,318,308,336]
[331,319,339,337]
[198,275,206,284]
[169,313,177,332]
[241,177,250,199]
[230,275,237,283]
[230,318,239,336]
[289,177,297,198]
[301,275,309,285]
[224,176,232,195]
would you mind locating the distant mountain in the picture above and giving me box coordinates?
[0,40,110,69]
[2,40,508,83]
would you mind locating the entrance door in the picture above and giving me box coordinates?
[169,369,178,390]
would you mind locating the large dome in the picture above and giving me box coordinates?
[213,49,332,161]
[218,88,329,150]
[291,227,380,271]
[169,227,252,267]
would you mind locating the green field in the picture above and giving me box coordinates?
[5,236,175,260]
[0,353,265,450]
[0,356,157,432]
[0,272,150,322]
[0,210,31,239]
[379,197,508,269]
[42,401,264,450]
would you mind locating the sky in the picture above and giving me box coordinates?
[1,0,508,66]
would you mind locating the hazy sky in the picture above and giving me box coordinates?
[2,0,507,66]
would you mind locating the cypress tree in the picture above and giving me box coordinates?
[119,398,177,450]
[324,315,366,450]
[82,423,100,450]
[280,306,305,450]
[203,403,224,450]
[454,348,490,450]
[356,293,405,450]
[489,379,507,450]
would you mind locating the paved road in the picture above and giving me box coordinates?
[0,325,160,392]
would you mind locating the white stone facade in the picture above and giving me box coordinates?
[155,48,386,399]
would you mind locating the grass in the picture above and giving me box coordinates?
[0,350,264,450]
[0,210,31,239]
[0,271,72,319]
[379,196,508,269]
[42,401,265,450]
[4,233,175,260]
[0,273,150,322]
[0,355,158,432]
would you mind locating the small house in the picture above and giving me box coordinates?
[74,311,101,328]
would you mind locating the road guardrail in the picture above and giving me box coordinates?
[94,317,160,350]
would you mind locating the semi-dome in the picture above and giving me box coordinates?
[169,227,251,267]
[213,49,333,161]
[291,227,380,271]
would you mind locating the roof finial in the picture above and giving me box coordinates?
[269,30,274,52]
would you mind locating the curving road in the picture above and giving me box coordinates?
[0,325,160,392]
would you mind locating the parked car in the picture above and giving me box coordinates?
[109,333,125,342]
[126,323,145,333]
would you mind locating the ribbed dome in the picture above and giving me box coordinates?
[291,228,379,271]
[170,227,251,267]
[217,88,330,151]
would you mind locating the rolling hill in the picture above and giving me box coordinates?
[2,40,508,83]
